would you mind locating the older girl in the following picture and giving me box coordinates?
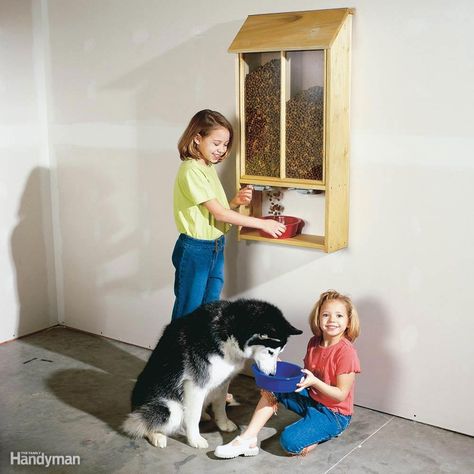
[172,109,285,320]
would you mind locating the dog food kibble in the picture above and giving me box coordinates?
[286,85,324,181]
[244,59,324,181]
[245,58,281,177]
[266,190,283,216]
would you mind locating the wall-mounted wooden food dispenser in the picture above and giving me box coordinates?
[228,8,353,252]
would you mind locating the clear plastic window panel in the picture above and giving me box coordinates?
[285,50,324,181]
[244,53,281,177]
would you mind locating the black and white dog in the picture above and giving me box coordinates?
[123,299,302,448]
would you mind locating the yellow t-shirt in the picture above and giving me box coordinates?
[173,159,231,240]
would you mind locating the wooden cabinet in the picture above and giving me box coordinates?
[228,8,353,252]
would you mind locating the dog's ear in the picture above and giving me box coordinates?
[262,302,303,336]
[287,324,303,336]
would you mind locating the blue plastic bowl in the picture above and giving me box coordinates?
[252,361,302,393]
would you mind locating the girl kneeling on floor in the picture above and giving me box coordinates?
[214,290,361,458]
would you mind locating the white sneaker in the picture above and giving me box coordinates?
[214,436,259,459]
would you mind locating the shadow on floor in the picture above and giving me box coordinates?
[24,326,147,377]
[46,369,135,433]
[22,327,147,435]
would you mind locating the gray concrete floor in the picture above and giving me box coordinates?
[1,327,472,474]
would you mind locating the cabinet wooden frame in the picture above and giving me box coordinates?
[230,8,353,252]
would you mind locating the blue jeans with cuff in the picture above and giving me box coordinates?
[171,233,225,320]
[274,389,351,454]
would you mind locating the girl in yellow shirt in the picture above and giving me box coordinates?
[172,109,285,320]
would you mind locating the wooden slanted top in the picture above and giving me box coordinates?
[228,8,354,53]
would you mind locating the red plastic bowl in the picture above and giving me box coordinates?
[259,215,304,239]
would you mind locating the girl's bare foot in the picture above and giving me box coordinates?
[299,443,318,456]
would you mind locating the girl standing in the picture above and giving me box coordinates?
[214,289,361,458]
[171,109,285,320]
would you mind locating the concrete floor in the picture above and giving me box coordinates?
[1,327,472,474]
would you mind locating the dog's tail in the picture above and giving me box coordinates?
[122,400,183,439]
[122,411,149,439]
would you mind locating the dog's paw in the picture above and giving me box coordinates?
[146,432,167,448]
[188,435,209,449]
[216,418,238,432]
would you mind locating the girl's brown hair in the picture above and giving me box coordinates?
[177,109,234,161]
[309,290,360,342]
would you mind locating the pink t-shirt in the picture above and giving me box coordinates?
[303,336,361,415]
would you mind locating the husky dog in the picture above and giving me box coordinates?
[122,299,302,448]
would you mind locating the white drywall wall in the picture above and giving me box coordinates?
[0,0,57,342]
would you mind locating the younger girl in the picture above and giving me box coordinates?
[214,289,361,458]
[171,109,285,320]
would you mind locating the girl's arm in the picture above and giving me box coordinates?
[295,369,356,403]
[202,198,286,238]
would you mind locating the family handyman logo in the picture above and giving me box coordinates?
[10,451,80,467]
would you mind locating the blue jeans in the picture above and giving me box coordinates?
[171,234,225,320]
[274,389,351,454]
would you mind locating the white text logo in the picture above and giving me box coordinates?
[10,451,81,467]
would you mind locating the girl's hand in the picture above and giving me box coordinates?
[230,185,253,208]
[261,219,286,238]
[294,369,319,392]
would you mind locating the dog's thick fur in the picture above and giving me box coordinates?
[122,299,302,448]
